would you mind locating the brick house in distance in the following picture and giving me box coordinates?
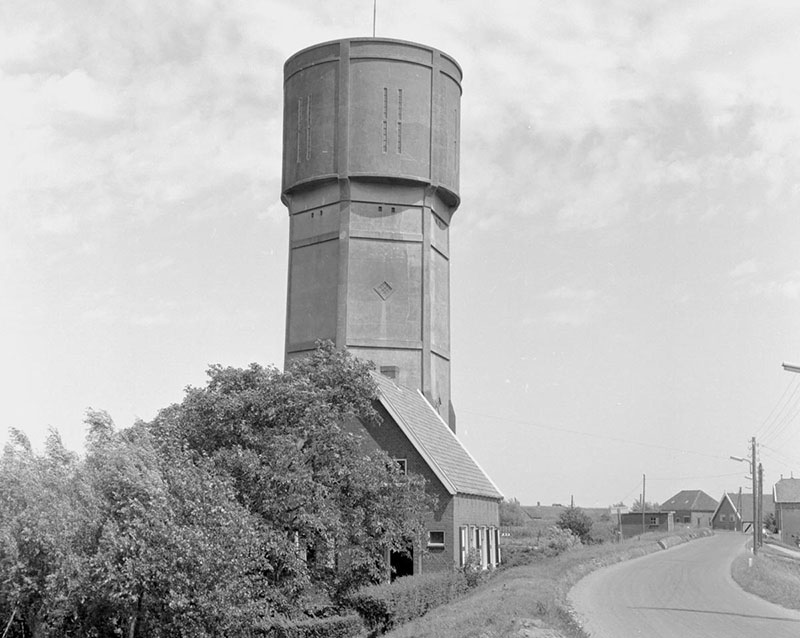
[711,493,741,531]
[660,490,718,528]
[711,492,775,532]
[774,477,800,545]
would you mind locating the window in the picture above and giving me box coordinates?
[427,531,445,548]
[380,365,399,379]
[684,516,690,524]
[649,516,658,526]
[459,526,468,567]
[394,458,407,474]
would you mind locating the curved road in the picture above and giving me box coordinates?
[569,533,800,637]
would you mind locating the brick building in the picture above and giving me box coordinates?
[660,490,718,528]
[711,492,774,532]
[774,477,800,545]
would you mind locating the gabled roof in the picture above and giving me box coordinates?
[774,478,800,503]
[660,490,718,512]
[713,492,774,521]
[711,493,741,521]
[371,372,502,500]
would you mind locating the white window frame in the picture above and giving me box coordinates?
[427,530,445,549]
[459,526,468,566]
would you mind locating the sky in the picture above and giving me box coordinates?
[3,0,800,508]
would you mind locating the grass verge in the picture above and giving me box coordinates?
[383,531,710,638]
[731,547,800,611]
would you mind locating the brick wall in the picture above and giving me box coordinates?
[343,404,500,574]
[778,503,800,545]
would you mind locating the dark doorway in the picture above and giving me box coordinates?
[390,545,413,580]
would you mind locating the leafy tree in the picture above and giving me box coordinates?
[147,341,432,598]
[0,428,95,638]
[556,506,593,543]
[0,343,433,635]
[0,416,278,637]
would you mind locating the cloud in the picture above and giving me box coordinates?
[455,2,800,234]
[47,69,120,119]
[730,259,758,279]
[541,285,605,326]
[759,274,800,301]
[544,286,600,302]
[130,313,171,327]
[135,257,176,276]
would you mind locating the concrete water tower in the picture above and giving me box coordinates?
[281,38,462,429]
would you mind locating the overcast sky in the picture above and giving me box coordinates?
[3,0,800,507]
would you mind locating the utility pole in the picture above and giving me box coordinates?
[758,462,764,548]
[641,473,646,536]
[751,436,758,555]
[737,487,742,531]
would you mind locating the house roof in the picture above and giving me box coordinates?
[711,493,741,521]
[738,493,775,520]
[774,478,800,503]
[660,490,718,512]
[713,492,775,521]
[371,372,502,500]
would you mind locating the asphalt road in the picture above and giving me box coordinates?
[568,533,800,638]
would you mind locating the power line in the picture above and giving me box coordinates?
[761,401,800,448]
[647,471,744,482]
[759,377,800,443]
[760,444,800,468]
[755,376,798,438]
[459,408,729,461]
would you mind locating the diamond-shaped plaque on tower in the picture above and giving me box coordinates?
[374,281,394,301]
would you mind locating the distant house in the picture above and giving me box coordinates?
[774,478,800,545]
[711,492,775,532]
[620,511,674,539]
[711,493,741,531]
[660,490,718,528]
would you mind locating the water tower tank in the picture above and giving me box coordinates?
[282,38,462,429]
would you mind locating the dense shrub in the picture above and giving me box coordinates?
[347,571,469,633]
[556,506,593,542]
[461,548,486,587]
[263,614,365,638]
[543,526,581,556]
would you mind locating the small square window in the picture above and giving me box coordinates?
[428,531,445,548]
[394,459,407,474]
[380,365,399,379]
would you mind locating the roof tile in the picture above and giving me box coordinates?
[775,478,800,503]
[660,490,718,512]
[372,372,502,500]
